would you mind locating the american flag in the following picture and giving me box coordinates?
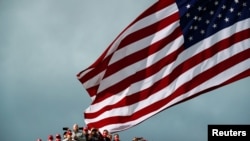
[77,0,250,133]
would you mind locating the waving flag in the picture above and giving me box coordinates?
[77,0,250,133]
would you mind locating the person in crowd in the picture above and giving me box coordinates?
[87,128,103,141]
[63,130,75,141]
[102,129,111,141]
[48,135,54,141]
[112,134,120,141]
[63,131,68,139]
[72,124,87,141]
[83,127,89,134]
[55,134,62,141]
[83,127,89,140]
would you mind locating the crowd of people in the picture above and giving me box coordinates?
[37,123,146,141]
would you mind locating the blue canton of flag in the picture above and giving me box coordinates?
[176,0,250,48]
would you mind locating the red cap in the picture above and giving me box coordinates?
[56,134,61,139]
[66,130,72,135]
[84,127,88,131]
[48,135,53,140]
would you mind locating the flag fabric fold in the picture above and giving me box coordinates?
[77,0,250,133]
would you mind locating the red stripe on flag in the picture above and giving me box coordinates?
[116,12,179,51]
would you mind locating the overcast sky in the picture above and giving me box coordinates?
[0,0,249,141]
